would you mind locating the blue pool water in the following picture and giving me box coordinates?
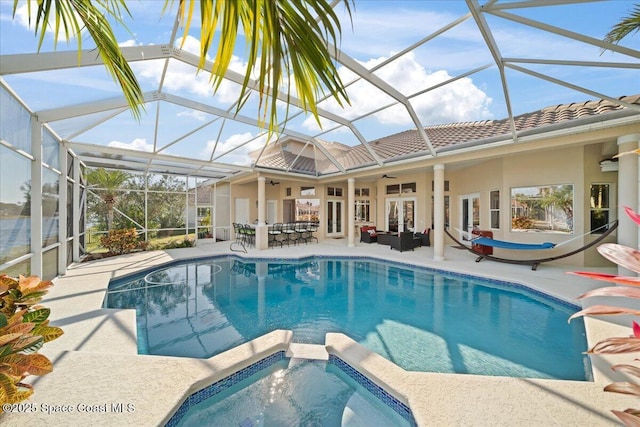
[174,357,414,427]
[105,256,591,380]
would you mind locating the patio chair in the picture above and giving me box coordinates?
[282,222,298,246]
[268,223,283,248]
[299,222,310,244]
[243,224,255,247]
[307,222,319,243]
[390,231,420,252]
[360,226,378,243]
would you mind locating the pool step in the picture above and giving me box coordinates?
[286,343,329,361]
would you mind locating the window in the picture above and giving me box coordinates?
[354,188,371,222]
[286,187,291,197]
[355,188,370,197]
[511,184,574,234]
[355,200,370,222]
[590,184,611,233]
[295,199,320,222]
[301,186,315,196]
[387,182,415,195]
[402,182,416,193]
[490,190,500,229]
[327,187,343,197]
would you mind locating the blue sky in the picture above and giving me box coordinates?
[0,0,638,166]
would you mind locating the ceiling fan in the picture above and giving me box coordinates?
[269,180,280,186]
[381,174,397,179]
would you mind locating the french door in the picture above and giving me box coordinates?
[327,199,343,236]
[266,200,277,224]
[234,198,250,224]
[460,193,480,238]
[386,197,416,232]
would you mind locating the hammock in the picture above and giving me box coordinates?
[445,220,619,270]
[470,237,555,250]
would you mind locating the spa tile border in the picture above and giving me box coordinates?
[329,354,418,426]
[164,351,287,427]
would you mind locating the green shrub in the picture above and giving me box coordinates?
[100,228,141,255]
[150,237,195,250]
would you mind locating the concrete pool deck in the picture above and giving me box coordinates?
[1,239,637,426]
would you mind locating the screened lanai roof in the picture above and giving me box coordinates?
[1,1,639,180]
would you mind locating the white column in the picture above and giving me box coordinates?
[255,176,268,249]
[258,176,266,226]
[213,183,218,241]
[30,117,43,277]
[348,178,355,247]
[433,164,445,261]
[58,142,67,275]
[72,158,81,262]
[618,134,640,276]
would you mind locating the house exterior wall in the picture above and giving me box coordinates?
[224,123,633,267]
[440,144,617,267]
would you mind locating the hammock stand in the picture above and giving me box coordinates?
[444,220,619,270]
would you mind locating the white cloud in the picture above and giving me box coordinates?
[119,39,139,48]
[177,110,207,121]
[202,132,270,165]
[108,138,154,152]
[303,52,492,130]
[129,35,248,105]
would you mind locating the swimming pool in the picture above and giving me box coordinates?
[105,256,590,381]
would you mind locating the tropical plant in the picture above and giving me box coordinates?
[86,168,131,231]
[0,274,63,411]
[569,205,640,426]
[100,228,141,255]
[13,0,353,133]
[603,4,640,47]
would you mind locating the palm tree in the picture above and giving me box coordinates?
[12,0,353,132]
[603,4,640,47]
[86,168,131,231]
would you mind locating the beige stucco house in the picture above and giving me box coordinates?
[227,95,640,268]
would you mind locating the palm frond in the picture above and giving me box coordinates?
[171,0,353,135]
[604,5,640,46]
[13,0,145,120]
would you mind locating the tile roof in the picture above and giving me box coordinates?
[370,94,640,157]
[254,95,640,175]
